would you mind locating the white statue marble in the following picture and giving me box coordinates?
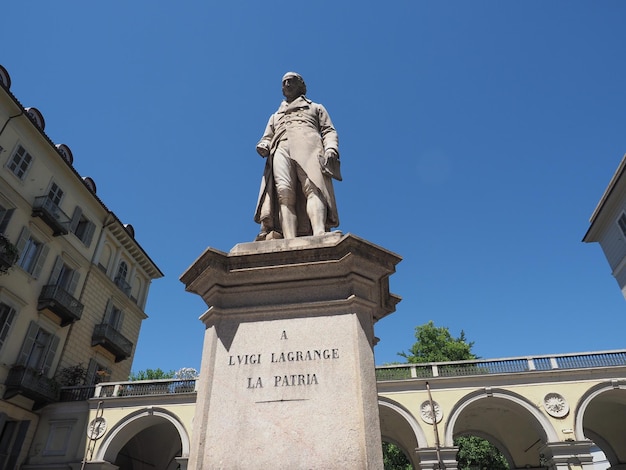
[255,72,341,240]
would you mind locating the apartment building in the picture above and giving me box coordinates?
[0,64,162,468]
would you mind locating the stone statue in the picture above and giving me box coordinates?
[254,72,341,240]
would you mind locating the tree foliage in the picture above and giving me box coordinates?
[129,368,175,381]
[455,435,509,470]
[383,322,508,470]
[129,367,198,381]
[383,442,412,470]
[398,320,476,363]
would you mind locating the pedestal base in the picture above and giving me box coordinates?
[181,233,401,469]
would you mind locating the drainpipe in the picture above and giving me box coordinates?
[0,110,24,137]
[426,381,444,469]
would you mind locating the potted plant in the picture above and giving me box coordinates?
[0,234,19,275]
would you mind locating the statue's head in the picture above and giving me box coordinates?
[282,72,306,101]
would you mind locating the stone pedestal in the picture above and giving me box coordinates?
[180,233,401,470]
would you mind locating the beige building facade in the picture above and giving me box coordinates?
[0,64,162,468]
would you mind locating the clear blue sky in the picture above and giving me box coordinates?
[3,2,626,373]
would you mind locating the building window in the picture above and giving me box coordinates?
[104,301,125,331]
[114,261,131,295]
[7,145,33,180]
[86,359,111,385]
[42,420,73,456]
[117,261,128,282]
[0,415,30,469]
[0,204,14,234]
[47,182,64,207]
[69,207,95,247]
[15,227,49,278]
[618,213,626,238]
[16,321,60,375]
[48,257,80,295]
[0,303,16,352]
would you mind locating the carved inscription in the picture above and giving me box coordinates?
[228,331,339,390]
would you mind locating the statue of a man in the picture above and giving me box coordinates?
[254,72,341,240]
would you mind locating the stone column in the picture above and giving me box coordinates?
[539,441,595,469]
[181,233,401,470]
[415,446,459,470]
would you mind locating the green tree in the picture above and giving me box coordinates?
[384,321,508,470]
[129,368,175,381]
[455,435,508,470]
[398,321,476,363]
[383,442,412,470]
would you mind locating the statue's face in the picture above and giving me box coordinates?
[282,76,303,101]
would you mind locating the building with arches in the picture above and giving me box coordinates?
[21,350,626,469]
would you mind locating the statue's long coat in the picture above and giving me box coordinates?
[254,96,339,235]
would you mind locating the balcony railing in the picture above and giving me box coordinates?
[95,379,198,398]
[92,323,133,362]
[58,379,198,402]
[32,196,70,236]
[375,349,626,381]
[59,385,97,402]
[114,276,131,296]
[38,284,84,326]
[4,366,59,409]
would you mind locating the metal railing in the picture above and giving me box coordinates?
[59,385,97,402]
[32,196,70,235]
[38,284,84,324]
[375,349,626,381]
[92,323,133,361]
[94,379,198,398]
[114,276,131,296]
[58,351,626,400]
[5,366,59,404]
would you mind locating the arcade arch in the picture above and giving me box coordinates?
[576,382,626,468]
[445,388,558,469]
[379,397,428,469]
[96,407,190,470]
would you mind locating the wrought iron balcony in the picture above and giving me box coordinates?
[38,284,84,326]
[4,366,59,409]
[59,385,97,402]
[114,275,131,296]
[92,323,133,362]
[32,195,70,235]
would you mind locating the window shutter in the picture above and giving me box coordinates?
[103,299,113,323]
[14,226,30,259]
[116,310,125,331]
[83,221,95,247]
[42,334,60,375]
[69,207,82,233]
[17,321,39,367]
[0,305,16,351]
[48,256,63,285]
[32,244,49,279]
[86,359,98,386]
[0,207,14,234]
[6,420,30,470]
[67,271,80,296]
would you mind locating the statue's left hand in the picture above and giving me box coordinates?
[324,149,338,159]
[256,142,270,158]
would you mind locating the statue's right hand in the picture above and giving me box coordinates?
[256,142,270,157]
